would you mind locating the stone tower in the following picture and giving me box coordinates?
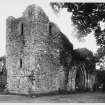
[6,4,73,94]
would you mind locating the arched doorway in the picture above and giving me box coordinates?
[75,64,86,91]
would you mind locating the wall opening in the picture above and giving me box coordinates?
[75,64,86,91]
[75,69,81,90]
[49,24,52,34]
[20,58,22,68]
[21,23,24,35]
[20,23,25,46]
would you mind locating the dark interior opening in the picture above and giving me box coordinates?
[20,58,22,68]
[21,23,24,35]
[75,70,80,89]
[49,24,52,34]
[75,68,83,90]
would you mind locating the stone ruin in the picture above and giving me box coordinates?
[6,4,73,94]
[68,48,96,92]
[6,4,97,95]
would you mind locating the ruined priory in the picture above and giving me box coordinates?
[6,4,95,94]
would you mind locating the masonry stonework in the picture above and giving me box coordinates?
[6,4,73,94]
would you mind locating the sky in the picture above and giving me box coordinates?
[0,0,104,57]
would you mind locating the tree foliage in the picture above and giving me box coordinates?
[51,3,105,58]
[63,3,105,37]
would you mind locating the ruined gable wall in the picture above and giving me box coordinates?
[23,5,60,93]
[6,5,71,94]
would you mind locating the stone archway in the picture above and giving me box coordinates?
[75,63,87,91]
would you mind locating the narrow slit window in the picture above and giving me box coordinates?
[20,23,25,45]
[49,24,52,34]
[21,23,24,35]
[20,58,22,68]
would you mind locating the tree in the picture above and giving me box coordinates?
[51,3,105,59]
[63,3,105,38]
[51,3,105,49]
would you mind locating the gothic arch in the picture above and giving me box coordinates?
[75,63,87,90]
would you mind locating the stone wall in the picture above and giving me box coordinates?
[67,63,87,91]
[6,4,73,94]
[0,56,7,89]
[67,62,96,92]
[86,73,96,91]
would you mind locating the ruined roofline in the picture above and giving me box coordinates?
[6,16,26,23]
[6,16,16,23]
[74,48,93,58]
[7,4,49,23]
[23,4,49,22]
[72,48,96,66]
[49,22,73,50]
[6,4,73,53]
